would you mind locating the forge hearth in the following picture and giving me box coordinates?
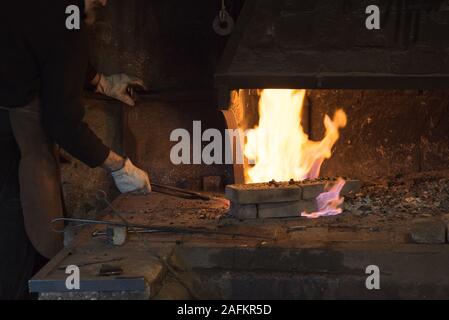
[226,179,362,219]
[32,171,449,300]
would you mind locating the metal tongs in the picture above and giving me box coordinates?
[151,183,212,201]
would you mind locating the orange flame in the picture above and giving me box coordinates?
[244,89,347,184]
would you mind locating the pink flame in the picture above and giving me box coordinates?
[301,178,346,219]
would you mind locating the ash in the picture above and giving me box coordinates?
[344,170,449,217]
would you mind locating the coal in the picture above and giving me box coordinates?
[345,170,449,218]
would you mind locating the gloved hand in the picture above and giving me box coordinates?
[111,158,152,194]
[96,73,146,106]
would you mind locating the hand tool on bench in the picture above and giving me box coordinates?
[151,184,230,207]
[52,218,274,240]
[151,183,211,201]
[57,257,125,270]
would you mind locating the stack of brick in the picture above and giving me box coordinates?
[225,179,362,219]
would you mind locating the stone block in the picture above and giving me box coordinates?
[410,220,446,244]
[229,203,258,220]
[225,184,302,205]
[341,180,363,196]
[302,179,362,200]
[301,183,325,200]
[258,200,317,219]
[226,179,361,220]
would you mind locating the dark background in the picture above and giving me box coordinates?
[89,0,245,90]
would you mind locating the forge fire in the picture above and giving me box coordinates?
[244,89,347,184]
[2,0,449,303]
[240,89,350,218]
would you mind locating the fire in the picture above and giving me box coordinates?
[301,178,346,219]
[244,89,347,184]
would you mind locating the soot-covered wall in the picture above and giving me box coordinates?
[312,90,449,180]
[89,0,244,89]
[230,89,449,182]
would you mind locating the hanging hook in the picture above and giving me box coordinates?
[213,0,235,36]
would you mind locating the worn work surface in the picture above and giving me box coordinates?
[33,171,449,299]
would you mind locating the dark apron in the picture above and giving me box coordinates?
[7,99,63,259]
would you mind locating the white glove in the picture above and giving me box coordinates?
[96,73,146,106]
[111,158,152,194]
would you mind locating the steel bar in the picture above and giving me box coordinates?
[52,218,273,240]
[152,183,211,201]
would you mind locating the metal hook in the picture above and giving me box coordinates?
[213,0,234,36]
[219,0,228,22]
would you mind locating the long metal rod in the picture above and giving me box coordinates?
[52,218,273,240]
[152,183,211,201]
[57,258,125,271]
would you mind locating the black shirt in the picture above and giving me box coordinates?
[0,0,109,168]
